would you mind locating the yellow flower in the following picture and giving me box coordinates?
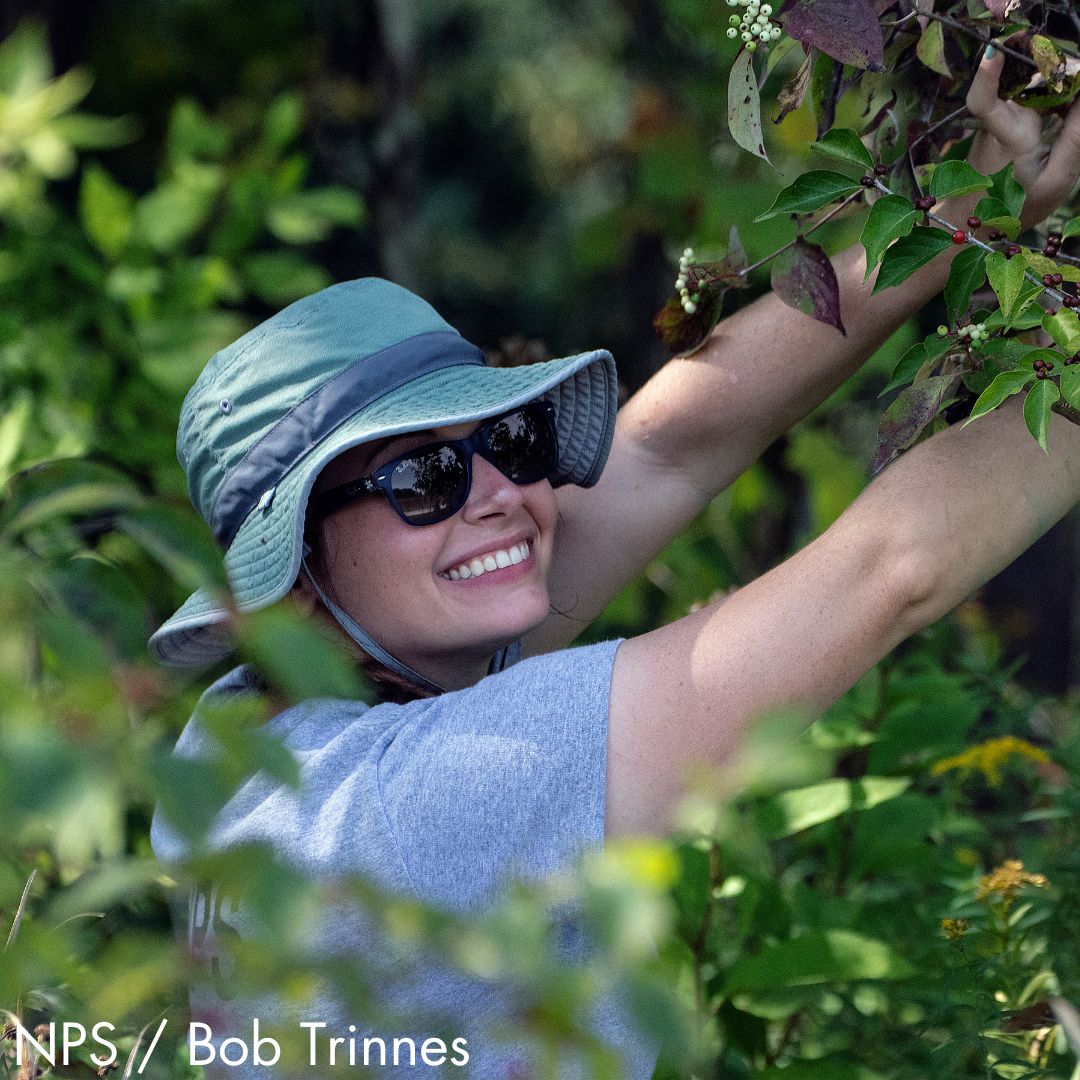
[940,918,969,940]
[930,736,1049,786]
[976,860,1049,903]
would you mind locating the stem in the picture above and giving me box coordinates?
[872,177,1071,303]
[908,104,971,157]
[738,191,864,277]
[913,6,1039,69]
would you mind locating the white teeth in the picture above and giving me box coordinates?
[442,540,532,580]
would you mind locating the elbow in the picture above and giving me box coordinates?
[883,528,941,639]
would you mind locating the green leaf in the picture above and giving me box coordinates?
[872,227,954,293]
[986,250,1029,323]
[754,170,860,221]
[944,247,987,323]
[973,196,1020,239]
[988,164,1025,219]
[929,160,990,200]
[860,195,918,277]
[728,47,770,165]
[724,929,917,992]
[79,163,134,259]
[1043,309,1080,354]
[916,20,950,76]
[964,368,1037,425]
[1061,367,1080,410]
[755,777,911,838]
[1024,377,1060,453]
[1062,216,1080,241]
[811,128,873,171]
[266,186,365,244]
[879,333,951,397]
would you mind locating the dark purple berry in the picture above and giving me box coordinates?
[967,216,981,230]
[988,230,1005,241]
[874,163,888,176]
[1052,273,1064,286]
[1005,245,1021,259]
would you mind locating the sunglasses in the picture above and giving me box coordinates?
[310,401,559,526]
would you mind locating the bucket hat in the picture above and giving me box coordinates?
[149,278,618,672]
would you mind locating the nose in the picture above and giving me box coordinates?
[460,453,525,522]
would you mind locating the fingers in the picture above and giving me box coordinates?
[966,46,1005,119]
[1027,97,1080,216]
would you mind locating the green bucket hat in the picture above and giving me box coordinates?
[149,278,618,669]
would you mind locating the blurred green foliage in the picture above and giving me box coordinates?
[1,8,1079,1080]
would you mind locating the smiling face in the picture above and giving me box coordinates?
[301,419,559,690]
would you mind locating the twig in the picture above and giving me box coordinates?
[908,104,971,156]
[875,176,1070,303]
[1052,400,1080,426]
[738,191,864,277]
[914,7,1039,69]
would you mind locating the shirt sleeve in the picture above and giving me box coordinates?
[377,638,622,911]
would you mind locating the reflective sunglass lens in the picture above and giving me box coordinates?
[389,445,468,523]
[487,408,557,483]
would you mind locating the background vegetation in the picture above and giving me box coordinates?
[1,1,1079,1077]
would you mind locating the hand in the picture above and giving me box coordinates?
[965,47,1080,228]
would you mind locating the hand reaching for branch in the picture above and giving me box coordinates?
[966,47,1080,227]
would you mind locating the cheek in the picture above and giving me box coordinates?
[322,503,443,600]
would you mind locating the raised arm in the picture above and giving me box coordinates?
[526,53,1080,655]
[605,393,1080,837]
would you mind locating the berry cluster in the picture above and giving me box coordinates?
[675,248,700,314]
[913,194,937,212]
[1043,272,1065,288]
[1033,356,1056,379]
[1044,232,1063,258]
[725,0,782,50]
[958,321,988,345]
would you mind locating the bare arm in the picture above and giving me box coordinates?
[606,394,1080,838]
[526,53,1080,655]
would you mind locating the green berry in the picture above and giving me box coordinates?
[746,39,758,51]
[937,325,948,336]
[729,13,741,24]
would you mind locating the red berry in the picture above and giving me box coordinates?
[967,216,981,230]
[952,230,967,244]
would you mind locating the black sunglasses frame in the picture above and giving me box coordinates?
[310,400,559,526]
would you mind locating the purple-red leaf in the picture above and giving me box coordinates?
[782,0,885,72]
[770,238,846,335]
[872,374,958,473]
[982,0,1020,21]
[653,287,728,357]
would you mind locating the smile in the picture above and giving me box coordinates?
[439,540,531,581]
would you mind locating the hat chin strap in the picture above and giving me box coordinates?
[299,552,516,696]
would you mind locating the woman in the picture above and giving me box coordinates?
[151,52,1080,1078]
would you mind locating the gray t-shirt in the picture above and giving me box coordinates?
[151,638,660,1078]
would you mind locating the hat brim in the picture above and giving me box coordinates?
[149,349,617,667]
